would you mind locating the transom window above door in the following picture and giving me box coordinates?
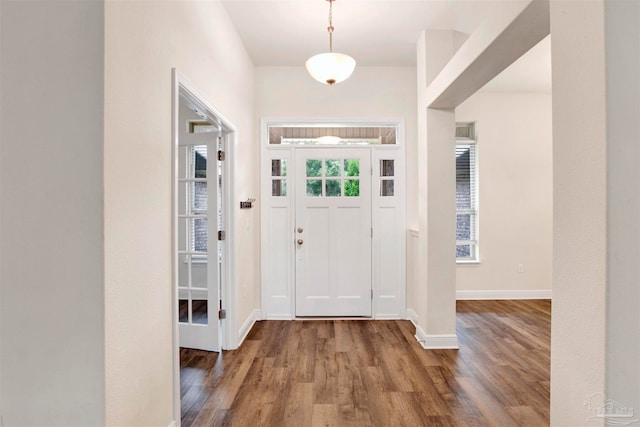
[268,125,397,145]
[306,158,360,197]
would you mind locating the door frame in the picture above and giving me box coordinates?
[171,69,237,426]
[260,118,406,320]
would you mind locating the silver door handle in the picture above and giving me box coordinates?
[297,239,304,245]
[297,227,304,233]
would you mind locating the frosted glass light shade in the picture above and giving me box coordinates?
[305,52,356,85]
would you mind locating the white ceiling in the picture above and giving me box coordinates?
[222,0,551,92]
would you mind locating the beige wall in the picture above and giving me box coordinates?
[104,1,256,425]
[455,91,552,293]
[550,1,607,424]
[1,1,105,425]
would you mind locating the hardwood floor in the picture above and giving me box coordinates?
[180,299,551,426]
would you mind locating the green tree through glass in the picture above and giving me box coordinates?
[344,159,360,197]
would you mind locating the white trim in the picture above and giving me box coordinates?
[456,289,552,300]
[415,328,460,350]
[235,309,261,349]
[168,422,177,427]
[456,259,481,265]
[374,314,404,320]
[171,69,181,427]
[221,130,237,351]
[405,308,419,326]
[265,315,295,320]
[409,310,459,349]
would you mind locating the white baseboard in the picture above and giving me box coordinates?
[374,314,403,320]
[237,309,260,348]
[456,289,552,300]
[411,314,459,350]
[415,327,459,350]
[406,308,419,326]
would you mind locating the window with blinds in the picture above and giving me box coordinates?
[456,123,478,261]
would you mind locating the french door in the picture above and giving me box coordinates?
[176,131,220,351]
[295,148,372,316]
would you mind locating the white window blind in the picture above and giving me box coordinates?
[456,123,478,261]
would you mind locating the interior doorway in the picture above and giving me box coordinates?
[172,69,236,425]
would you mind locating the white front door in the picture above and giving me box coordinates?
[295,148,372,316]
[176,131,220,351]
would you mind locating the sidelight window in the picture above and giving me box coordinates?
[456,123,479,262]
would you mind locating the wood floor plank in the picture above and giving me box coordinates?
[311,404,338,427]
[180,300,551,427]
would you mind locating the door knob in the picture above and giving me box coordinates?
[297,227,304,233]
[297,239,304,245]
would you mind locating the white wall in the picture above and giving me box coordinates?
[256,65,416,319]
[0,1,105,425]
[605,0,640,417]
[256,66,417,134]
[104,1,257,425]
[255,66,417,222]
[550,1,607,424]
[455,91,552,294]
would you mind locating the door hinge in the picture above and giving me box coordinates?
[218,230,226,241]
[218,309,227,319]
[218,150,226,161]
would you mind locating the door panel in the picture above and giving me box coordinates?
[177,130,220,351]
[295,148,372,317]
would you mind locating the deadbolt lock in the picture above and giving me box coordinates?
[297,227,304,233]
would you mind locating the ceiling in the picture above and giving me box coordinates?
[222,0,551,92]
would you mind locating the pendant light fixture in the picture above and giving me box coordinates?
[305,0,356,85]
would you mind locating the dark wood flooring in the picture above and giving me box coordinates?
[180,299,551,426]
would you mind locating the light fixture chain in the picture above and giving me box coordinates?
[327,0,334,53]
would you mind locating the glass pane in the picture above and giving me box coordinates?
[271,159,287,177]
[179,299,188,323]
[192,182,207,212]
[381,180,394,197]
[194,146,207,178]
[456,145,472,209]
[178,218,188,252]
[344,179,360,197]
[178,254,189,287]
[192,218,208,252]
[456,214,471,241]
[344,159,360,177]
[380,160,394,177]
[306,159,322,177]
[272,179,287,197]
[192,300,208,325]
[325,159,340,177]
[326,179,341,197]
[456,244,471,258]
[306,180,322,197]
[191,259,207,288]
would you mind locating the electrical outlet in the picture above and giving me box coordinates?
[517,263,525,274]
